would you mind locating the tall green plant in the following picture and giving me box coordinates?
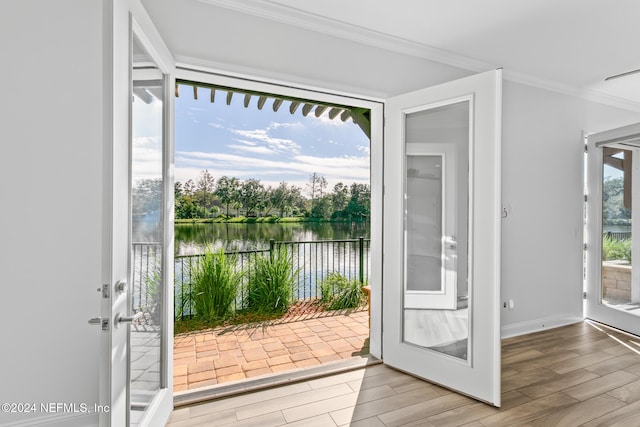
[602,236,632,262]
[319,272,365,310]
[245,247,296,314]
[190,247,242,321]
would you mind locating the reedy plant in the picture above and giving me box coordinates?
[319,272,366,310]
[245,246,297,314]
[190,247,242,322]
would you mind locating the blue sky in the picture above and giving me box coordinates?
[174,84,370,193]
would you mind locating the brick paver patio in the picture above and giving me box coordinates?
[173,310,370,392]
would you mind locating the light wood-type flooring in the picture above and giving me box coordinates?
[167,320,640,426]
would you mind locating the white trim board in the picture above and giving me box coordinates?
[501,315,584,339]
[0,412,97,427]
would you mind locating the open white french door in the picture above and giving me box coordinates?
[585,123,640,337]
[383,69,502,406]
[99,1,174,425]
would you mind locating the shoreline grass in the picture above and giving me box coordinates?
[174,216,362,225]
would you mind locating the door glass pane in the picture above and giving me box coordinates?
[130,33,164,414]
[403,101,470,360]
[600,147,637,314]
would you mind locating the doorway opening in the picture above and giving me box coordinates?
[585,124,640,337]
[156,76,380,394]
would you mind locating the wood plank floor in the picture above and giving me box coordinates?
[166,321,640,426]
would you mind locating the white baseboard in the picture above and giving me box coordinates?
[501,315,584,339]
[0,411,97,427]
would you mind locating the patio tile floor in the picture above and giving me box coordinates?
[173,310,370,392]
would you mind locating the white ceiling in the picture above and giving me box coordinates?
[197,0,640,109]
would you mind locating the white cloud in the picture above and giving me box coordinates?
[132,136,162,179]
[228,144,275,155]
[234,139,258,146]
[230,128,300,153]
[268,121,301,130]
[307,110,350,127]
[207,122,224,129]
[176,150,369,188]
[357,145,370,154]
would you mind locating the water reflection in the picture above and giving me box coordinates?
[170,221,370,255]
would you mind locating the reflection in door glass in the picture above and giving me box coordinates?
[600,147,637,315]
[406,155,443,292]
[403,101,470,360]
[130,33,164,415]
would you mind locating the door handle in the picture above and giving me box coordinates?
[114,312,143,327]
[88,317,109,331]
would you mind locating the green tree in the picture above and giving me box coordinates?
[311,195,332,219]
[132,178,162,220]
[195,170,216,218]
[306,173,328,217]
[603,176,630,224]
[346,183,370,221]
[175,179,199,219]
[239,179,265,216]
[331,182,349,219]
[215,176,240,217]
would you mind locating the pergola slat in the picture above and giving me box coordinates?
[328,108,342,120]
[302,104,314,116]
[314,105,327,117]
[257,96,267,110]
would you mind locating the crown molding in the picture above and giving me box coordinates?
[504,69,640,113]
[197,0,640,112]
[197,0,494,72]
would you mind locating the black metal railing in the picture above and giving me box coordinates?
[603,231,632,241]
[131,238,371,320]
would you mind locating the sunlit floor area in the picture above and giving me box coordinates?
[173,310,370,392]
[167,321,640,426]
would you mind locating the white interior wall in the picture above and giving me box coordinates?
[143,0,640,337]
[500,82,637,337]
[0,1,103,425]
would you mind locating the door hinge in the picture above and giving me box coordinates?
[583,291,587,299]
[584,195,587,203]
[584,243,587,251]
[584,144,588,153]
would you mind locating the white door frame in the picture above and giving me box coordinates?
[172,67,385,358]
[404,141,459,310]
[101,1,174,425]
[585,122,640,337]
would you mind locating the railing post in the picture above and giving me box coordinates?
[269,239,275,262]
[359,236,364,285]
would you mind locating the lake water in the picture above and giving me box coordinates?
[174,221,370,255]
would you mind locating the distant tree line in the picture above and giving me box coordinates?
[174,170,370,221]
[603,176,631,226]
